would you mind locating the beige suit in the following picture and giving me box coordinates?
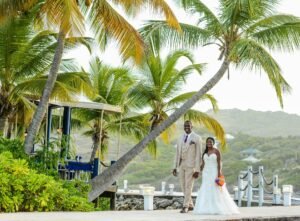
[174,131,202,208]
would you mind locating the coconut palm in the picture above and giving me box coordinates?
[88,0,300,201]
[73,58,156,163]
[0,0,181,154]
[129,47,226,146]
[0,9,92,138]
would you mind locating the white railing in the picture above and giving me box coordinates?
[236,166,280,207]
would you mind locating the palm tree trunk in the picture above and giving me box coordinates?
[90,134,100,163]
[0,117,8,137]
[24,31,66,154]
[88,59,230,202]
[6,121,13,139]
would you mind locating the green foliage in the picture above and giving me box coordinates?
[0,138,28,159]
[0,137,60,176]
[0,151,94,212]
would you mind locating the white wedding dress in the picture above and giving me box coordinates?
[193,153,239,215]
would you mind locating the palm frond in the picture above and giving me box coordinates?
[64,36,94,53]
[56,71,94,98]
[127,83,156,110]
[163,50,195,78]
[249,18,300,52]
[140,21,213,50]
[113,0,180,30]
[38,0,85,35]
[167,92,219,112]
[220,0,279,28]
[230,38,291,107]
[179,0,223,36]
[0,0,38,21]
[89,0,144,63]
[162,63,204,98]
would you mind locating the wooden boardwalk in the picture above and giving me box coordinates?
[1,206,300,221]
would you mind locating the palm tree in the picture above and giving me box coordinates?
[0,0,180,154]
[129,47,226,146]
[0,8,92,138]
[74,58,157,163]
[88,0,300,201]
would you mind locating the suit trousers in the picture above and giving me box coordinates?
[179,164,195,208]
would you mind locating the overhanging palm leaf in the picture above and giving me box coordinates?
[141,21,212,49]
[113,0,180,29]
[167,93,218,112]
[230,38,291,106]
[249,17,300,52]
[0,0,38,22]
[179,0,223,35]
[11,71,92,102]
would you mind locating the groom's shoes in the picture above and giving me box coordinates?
[180,207,189,213]
[188,207,194,211]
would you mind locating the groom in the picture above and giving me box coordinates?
[173,120,202,213]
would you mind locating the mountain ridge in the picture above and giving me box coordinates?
[206,108,300,137]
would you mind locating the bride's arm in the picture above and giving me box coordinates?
[200,160,205,171]
[216,149,222,177]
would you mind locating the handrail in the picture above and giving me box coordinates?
[237,165,279,207]
[249,183,259,188]
[240,172,248,179]
[249,169,259,175]
[261,171,274,185]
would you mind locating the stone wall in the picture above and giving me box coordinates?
[116,194,196,210]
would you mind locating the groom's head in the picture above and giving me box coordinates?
[184,120,192,134]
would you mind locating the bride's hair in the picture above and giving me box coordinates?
[202,137,215,159]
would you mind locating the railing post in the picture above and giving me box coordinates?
[258,166,264,206]
[282,185,293,206]
[273,175,280,204]
[161,181,166,194]
[238,172,242,207]
[247,166,253,207]
[124,180,128,192]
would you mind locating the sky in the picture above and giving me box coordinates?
[72,0,300,116]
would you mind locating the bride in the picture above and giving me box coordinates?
[193,137,239,215]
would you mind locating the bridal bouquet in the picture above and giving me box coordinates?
[215,175,225,186]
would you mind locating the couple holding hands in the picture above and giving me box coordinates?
[173,120,239,215]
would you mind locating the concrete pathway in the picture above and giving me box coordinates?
[1,206,300,221]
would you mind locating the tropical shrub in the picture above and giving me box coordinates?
[0,138,28,160]
[0,151,94,212]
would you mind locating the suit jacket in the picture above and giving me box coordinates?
[174,131,202,172]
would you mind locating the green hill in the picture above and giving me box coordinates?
[207,109,300,137]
